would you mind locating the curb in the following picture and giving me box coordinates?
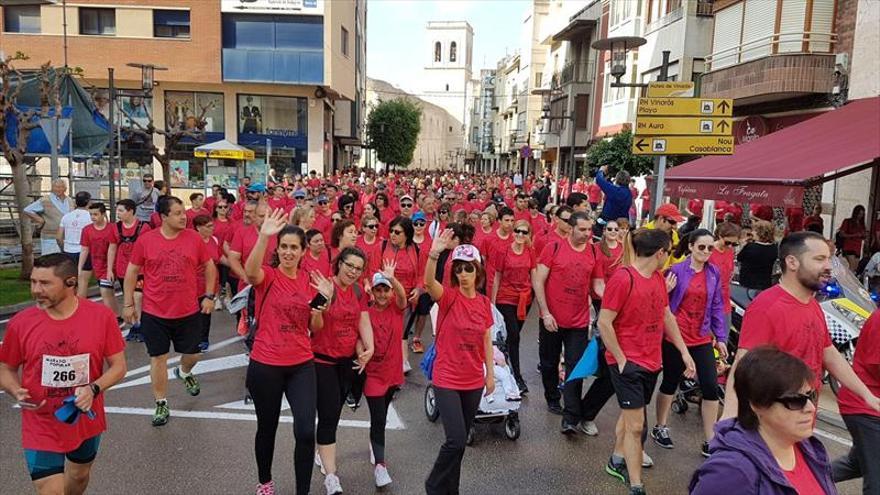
[817,408,846,430]
[0,286,102,319]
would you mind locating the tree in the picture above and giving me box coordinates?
[0,54,63,279]
[367,99,421,169]
[121,98,215,193]
[585,129,654,178]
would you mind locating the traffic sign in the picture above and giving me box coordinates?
[646,81,695,97]
[632,135,735,155]
[634,117,733,136]
[637,97,733,117]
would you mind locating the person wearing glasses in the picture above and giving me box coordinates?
[310,247,374,495]
[357,214,383,276]
[208,198,234,310]
[484,207,516,294]
[428,202,452,239]
[708,222,741,333]
[313,194,334,240]
[132,174,160,222]
[381,217,422,371]
[398,194,416,220]
[644,203,685,268]
[722,232,880,420]
[491,219,536,395]
[423,234,495,495]
[533,206,572,268]
[690,347,836,495]
[651,229,727,458]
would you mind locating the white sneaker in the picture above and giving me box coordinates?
[403,359,412,374]
[642,451,654,468]
[324,473,343,495]
[579,420,599,436]
[374,463,392,488]
[369,443,375,465]
[315,453,326,475]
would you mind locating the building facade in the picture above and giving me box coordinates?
[0,0,366,190]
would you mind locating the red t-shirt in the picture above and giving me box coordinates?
[838,310,880,417]
[185,207,210,229]
[592,243,624,300]
[80,223,115,280]
[365,303,405,397]
[196,236,222,295]
[311,281,368,361]
[538,239,603,329]
[495,245,536,306]
[587,183,603,204]
[687,199,704,217]
[301,249,333,278]
[356,237,383,279]
[111,221,150,279]
[432,289,494,390]
[785,207,805,233]
[840,219,866,254]
[230,225,277,268]
[381,243,422,294]
[602,268,669,372]
[739,285,832,389]
[267,197,292,212]
[782,444,826,495]
[212,218,235,247]
[672,269,712,346]
[130,228,210,319]
[250,267,315,367]
[314,211,334,240]
[709,248,735,314]
[0,299,125,452]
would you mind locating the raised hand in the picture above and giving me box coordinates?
[310,271,334,299]
[381,259,397,280]
[430,228,455,254]
[260,208,287,237]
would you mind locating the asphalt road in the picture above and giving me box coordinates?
[0,305,865,495]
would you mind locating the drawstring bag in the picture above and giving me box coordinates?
[566,336,600,383]
[420,343,437,380]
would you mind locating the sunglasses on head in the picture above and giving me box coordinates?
[454,263,476,274]
[694,244,715,252]
[513,229,530,235]
[414,221,427,227]
[775,390,818,411]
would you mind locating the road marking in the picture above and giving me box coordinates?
[104,405,405,430]
[116,352,248,389]
[121,336,245,378]
[813,427,853,447]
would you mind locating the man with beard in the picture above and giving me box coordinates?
[722,231,880,419]
[0,254,126,494]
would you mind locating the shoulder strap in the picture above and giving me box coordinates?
[353,283,364,301]
[117,221,124,237]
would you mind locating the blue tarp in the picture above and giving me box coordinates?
[5,106,73,154]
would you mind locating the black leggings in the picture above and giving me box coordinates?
[246,359,317,494]
[659,341,719,400]
[367,388,397,465]
[425,387,482,495]
[497,303,528,382]
[315,360,354,445]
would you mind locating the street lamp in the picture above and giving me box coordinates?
[125,63,167,96]
[591,36,647,87]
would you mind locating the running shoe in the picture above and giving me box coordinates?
[701,441,711,458]
[152,401,169,427]
[174,367,201,396]
[650,425,674,449]
[547,401,563,415]
[642,451,654,468]
[255,480,275,495]
[315,453,327,475]
[324,473,343,495]
[629,485,647,495]
[578,420,599,436]
[346,392,360,411]
[374,463,392,488]
[198,341,210,352]
[561,420,579,435]
[605,456,629,484]
[369,443,375,465]
[125,325,144,342]
[410,339,425,354]
[516,378,529,395]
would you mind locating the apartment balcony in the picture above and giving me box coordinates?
[552,61,595,89]
[696,0,714,16]
[702,32,837,106]
[644,5,683,35]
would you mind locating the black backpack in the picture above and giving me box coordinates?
[116,220,146,244]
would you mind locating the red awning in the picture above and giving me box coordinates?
[661,96,880,207]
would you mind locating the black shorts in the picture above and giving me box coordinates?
[141,311,202,357]
[609,361,660,410]
[82,254,93,271]
[415,292,433,316]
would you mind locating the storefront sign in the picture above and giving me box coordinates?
[221,0,323,15]
[237,95,308,150]
[661,180,804,207]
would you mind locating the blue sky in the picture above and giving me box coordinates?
[366,0,532,93]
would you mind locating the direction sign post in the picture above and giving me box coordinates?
[634,117,732,136]
[631,135,735,155]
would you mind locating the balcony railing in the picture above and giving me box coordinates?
[552,61,595,88]
[645,6,683,34]
[696,0,714,16]
[706,31,837,71]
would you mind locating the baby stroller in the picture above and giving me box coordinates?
[424,305,522,444]
[672,326,739,415]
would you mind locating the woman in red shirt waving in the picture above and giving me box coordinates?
[424,231,495,495]
[310,247,374,495]
[365,261,408,489]
[491,219,536,394]
[243,208,332,495]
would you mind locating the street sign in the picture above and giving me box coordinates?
[646,81,695,98]
[632,135,735,155]
[637,97,733,117]
[634,117,733,136]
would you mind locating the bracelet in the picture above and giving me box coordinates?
[428,253,440,260]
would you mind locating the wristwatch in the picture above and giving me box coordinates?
[204,293,216,301]
[90,383,102,396]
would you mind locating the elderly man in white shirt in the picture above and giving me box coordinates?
[23,179,74,255]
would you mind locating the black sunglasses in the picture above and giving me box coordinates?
[216,205,229,209]
[143,179,153,183]
[513,229,530,235]
[439,210,449,214]
[453,263,476,274]
[414,221,427,227]
[364,224,378,230]
[400,202,413,208]
[318,200,328,205]
[694,244,715,252]
[725,241,740,247]
[775,390,818,411]
[390,229,404,235]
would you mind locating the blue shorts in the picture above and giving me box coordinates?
[24,435,102,481]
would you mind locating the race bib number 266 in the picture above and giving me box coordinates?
[41,354,90,388]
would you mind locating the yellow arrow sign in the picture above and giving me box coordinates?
[631,135,735,155]
[637,97,733,117]
[646,82,695,97]
[634,117,733,136]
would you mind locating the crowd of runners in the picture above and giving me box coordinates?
[2,167,879,495]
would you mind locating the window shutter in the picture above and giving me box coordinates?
[741,0,778,61]
[778,0,807,53]
[711,3,744,69]
[809,0,834,52]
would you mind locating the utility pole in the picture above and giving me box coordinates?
[651,50,671,215]
[107,68,116,221]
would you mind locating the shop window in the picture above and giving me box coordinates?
[165,91,226,139]
[3,5,41,33]
[154,10,190,39]
[236,94,308,150]
[80,8,115,36]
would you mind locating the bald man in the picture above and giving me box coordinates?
[24,180,75,255]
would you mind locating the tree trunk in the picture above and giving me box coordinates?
[11,157,35,280]
[160,156,171,195]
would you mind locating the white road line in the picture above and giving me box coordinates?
[813,427,853,447]
[116,352,248,389]
[103,405,405,430]
[122,336,244,378]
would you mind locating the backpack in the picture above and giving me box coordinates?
[116,220,145,244]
